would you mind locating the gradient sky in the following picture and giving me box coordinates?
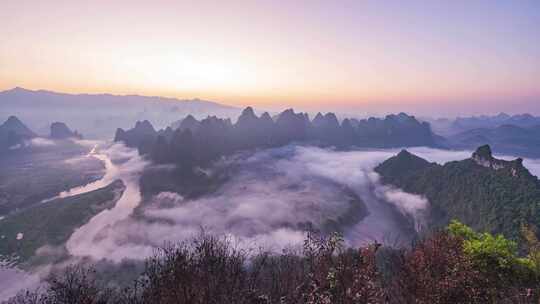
[1,0,539,116]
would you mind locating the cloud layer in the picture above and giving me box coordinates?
[64,145,431,262]
[63,144,540,263]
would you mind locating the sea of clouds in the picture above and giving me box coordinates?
[3,142,540,300]
[62,145,499,263]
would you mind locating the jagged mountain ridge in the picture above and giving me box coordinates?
[375,145,540,241]
[115,107,438,167]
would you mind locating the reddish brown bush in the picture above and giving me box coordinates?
[7,232,540,304]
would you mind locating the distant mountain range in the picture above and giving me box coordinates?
[454,113,540,130]
[446,124,540,158]
[115,107,438,168]
[426,113,540,136]
[2,88,539,158]
[375,145,540,241]
[423,112,540,157]
[0,87,241,139]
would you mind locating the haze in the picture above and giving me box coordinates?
[1,0,539,116]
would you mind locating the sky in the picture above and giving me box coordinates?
[1,0,539,116]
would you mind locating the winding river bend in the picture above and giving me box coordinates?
[63,143,148,259]
[0,143,147,301]
[41,144,118,202]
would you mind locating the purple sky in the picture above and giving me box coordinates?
[1,0,539,116]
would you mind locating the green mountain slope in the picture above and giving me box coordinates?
[375,145,540,241]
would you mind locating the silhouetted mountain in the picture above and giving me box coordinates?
[1,116,36,138]
[114,120,157,154]
[375,145,540,241]
[170,114,201,132]
[274,109,311,145]
[50,122,83,139]
[233,107,274,149]
[310,112,342,145]
[355,113,436,147]
[0,87,240,139]
[115,107,438,170]
[0,116,36,152]
[447,124,540,157]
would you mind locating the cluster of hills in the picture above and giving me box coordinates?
[2,90,540,302]
[115,107,437,168]
[2,89,540,248]
[0,116,82,153]
[2,88,539,158]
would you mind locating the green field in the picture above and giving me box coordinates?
[0,180,125,264]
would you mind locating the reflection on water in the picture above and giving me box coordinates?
[42,144,116,202]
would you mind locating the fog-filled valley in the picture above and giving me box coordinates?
[3,0,540,301]
[2,94,540,302]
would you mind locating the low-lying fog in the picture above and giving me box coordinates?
[63,144,540,262]
[2,142,540,300]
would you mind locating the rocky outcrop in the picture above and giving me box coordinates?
[375,145,540,240]
[472,145,524,176]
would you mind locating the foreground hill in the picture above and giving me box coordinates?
[115,107,437,168]
[0,87,240,138]
[375,145,540,241]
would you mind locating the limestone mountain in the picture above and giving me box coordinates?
[0,116,36,152]
[116,107,439,170]
[114,120,157,154]
[0,116,36,138]
[50,122,83,139]
[375,145,540,241]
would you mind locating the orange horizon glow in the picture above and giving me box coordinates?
[1,0,539,116]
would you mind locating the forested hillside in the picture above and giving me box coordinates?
[375,145,540,241]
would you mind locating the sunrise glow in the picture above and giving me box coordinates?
[1,0,539,115]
